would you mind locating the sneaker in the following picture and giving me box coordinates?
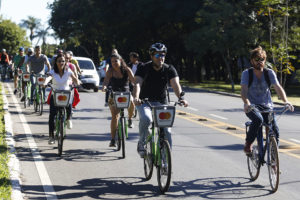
[137,142,145,158]
[20,96,25,102]
[14,89,17,94]
[67,120,73,129]
[128,119,134,128]
[104,102,109,107]
[244,141,252,155]
[109,139,116,147]
[48,137,55,145]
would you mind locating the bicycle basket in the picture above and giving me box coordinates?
[153,105,176,127]
[22,73,30,82]
[37,75,46,85]
[53,90,71,107]
[113,92,131,108]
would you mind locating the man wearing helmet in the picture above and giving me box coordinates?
[133,42,188,158]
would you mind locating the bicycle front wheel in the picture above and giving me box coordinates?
[57,114,64,156]
[121,117,126,158]
[268,136,280,193]
[38,90,43,115]
[144,139,153,180]
[157,139,172,194]
[24,86,28,108]
[247,140,261,181]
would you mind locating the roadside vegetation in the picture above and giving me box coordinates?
[0,84,12,200]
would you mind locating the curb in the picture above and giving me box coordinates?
[2,84,24,200]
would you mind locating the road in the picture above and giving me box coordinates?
[3,82,300,200]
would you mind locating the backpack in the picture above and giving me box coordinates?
[248,67,271,88]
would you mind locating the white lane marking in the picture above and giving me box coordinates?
[7,84,58,200]
[187,107,198,111]
[209,114,228,120]
[290,139,300,144]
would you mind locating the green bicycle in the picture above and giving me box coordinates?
[112,90,131,159]
[15,69,23,98]
[22,72,31,108]
[142,99,179,194]
[50,84,77,156]
[33,74,46,115]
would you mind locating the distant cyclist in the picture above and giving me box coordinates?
[67,51,81,75]
[104,49,118,107]
[19,48,34,101]
[0,49,10,80]
[25,46,51,103]
[12,47,25,94]
[241,46,294,155]
[133,42,188,157]
[102,53,135,147]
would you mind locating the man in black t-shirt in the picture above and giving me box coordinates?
[133,43,188,158]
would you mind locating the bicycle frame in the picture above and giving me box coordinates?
[146,124,165,166]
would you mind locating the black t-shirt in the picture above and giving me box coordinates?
[135,61,178,103]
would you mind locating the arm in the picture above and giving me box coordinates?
[74,60,81,74]
[241,84,251,113]
[102,68,112,91]
[273,84,294,111]
[71,71,81,85]
[133,76,143,105]
[45,59,51,73]
[170,77,188,107]
[125,66,135,83]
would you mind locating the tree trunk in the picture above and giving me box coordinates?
[222,51,235,92]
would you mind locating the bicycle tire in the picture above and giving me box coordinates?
[247,140,261,181]
[33,89,38,112]
[57,113,64,156]
[116,121,121,151]
[144,139,153,180]
[24,86,28,108]
[157,139,172,194]
[268,136,280,193]
[38,90,43,115]
[121,117,126,158]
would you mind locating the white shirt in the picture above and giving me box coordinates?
[50,69,73,90]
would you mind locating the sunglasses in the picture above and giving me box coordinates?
[154,53,166,59]
[57,60,65,63]
[255,57,265,62]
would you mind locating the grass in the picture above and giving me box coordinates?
[180,80,300,107]
[0,83,12,200]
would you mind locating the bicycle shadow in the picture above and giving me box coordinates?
[20,176,274,200]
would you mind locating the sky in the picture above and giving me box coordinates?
[0,0,56,45]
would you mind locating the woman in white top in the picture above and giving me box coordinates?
[45,54,80,144]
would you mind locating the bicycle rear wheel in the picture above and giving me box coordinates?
[157,139,172,194]
[268,136,280,193]
[116,120,121,151]
[247,140,261,181]
[57,114,64,156]
[144,140,153,180]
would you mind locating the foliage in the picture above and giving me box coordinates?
[20,16,41,44]
[0,17,30,55]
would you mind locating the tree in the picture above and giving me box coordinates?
[0,17,30,54]
[20,16,41,45]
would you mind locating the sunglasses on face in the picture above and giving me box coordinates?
[255,57,265,62]
[154,53,166,59]
[57,60,65,63]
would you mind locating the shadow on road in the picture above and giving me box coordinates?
[207,144,244,151]
[20,176,276,200]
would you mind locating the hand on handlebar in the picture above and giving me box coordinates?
[285,102,294,112]
[134,98,142,106]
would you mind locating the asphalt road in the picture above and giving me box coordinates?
[4,81,300,200]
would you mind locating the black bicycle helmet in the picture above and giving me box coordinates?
[149,43,167,55]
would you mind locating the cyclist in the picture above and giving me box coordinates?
[12,47,26,94]
[25,46,51,104]
[19,48,34,101]
[102,53,135,147]
[44,54,81,144]
[104,49,118,107]
[67,51,81,75]
[133,42,188,157]
[0,49,10,80]
[241,46,294,155]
